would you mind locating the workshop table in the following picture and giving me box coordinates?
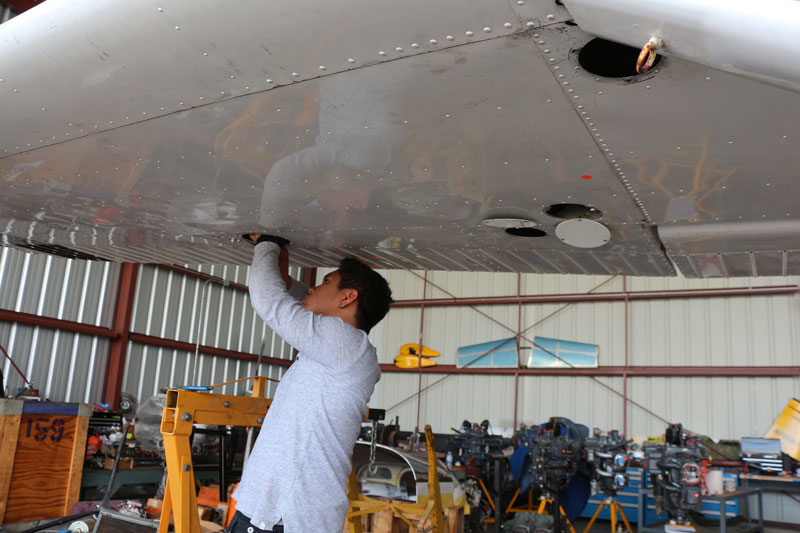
[704,488,763,533]
[636,487,763,533]
[739,472,800,493]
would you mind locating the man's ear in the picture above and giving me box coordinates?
[340,289,359,308]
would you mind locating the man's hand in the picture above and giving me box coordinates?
[247,234,292,289]
[243,233,291,247]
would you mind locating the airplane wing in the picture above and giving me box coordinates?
[1,0,798,277]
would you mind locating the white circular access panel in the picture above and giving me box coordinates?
[555,218,611,248]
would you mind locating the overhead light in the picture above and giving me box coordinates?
[481,217,538,228]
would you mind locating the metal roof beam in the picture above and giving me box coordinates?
[391,285,800,307]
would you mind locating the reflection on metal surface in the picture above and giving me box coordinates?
[0,22,673,274]
[1,1,800,276]
[629,136,737,223]
[481,218,538,228]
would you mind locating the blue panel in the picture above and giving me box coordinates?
[456,337,518,368]
[528,336,598,368]
[22,401,80,415]
[580,468,665,525]
[581,469,741,524]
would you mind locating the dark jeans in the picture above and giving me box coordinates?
[225,511,283,533]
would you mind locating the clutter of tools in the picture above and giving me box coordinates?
[4,385,799,533]
[438,418,792,533]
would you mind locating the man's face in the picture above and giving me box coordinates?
[302,270,348,316]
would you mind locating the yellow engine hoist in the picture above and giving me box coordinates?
[159,377,272,533]
[159,377,445,533]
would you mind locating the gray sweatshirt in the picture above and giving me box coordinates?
[232,242,381,532]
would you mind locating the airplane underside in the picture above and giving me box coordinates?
[1,0,799,277]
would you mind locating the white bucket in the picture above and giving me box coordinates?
[706,469,724,494]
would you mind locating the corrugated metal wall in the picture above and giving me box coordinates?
[1,249,797,439]
[1,247,799,520]
[0,247,119,402]
[122,263,303,401]
[372,270,800,523]
[374,270,800,439]
[123,344,287,402]
[0,247,301,404]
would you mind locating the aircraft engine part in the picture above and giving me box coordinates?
[352,440,466,506]
[505,512,554,533]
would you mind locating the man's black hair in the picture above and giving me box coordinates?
[336,257,393,333]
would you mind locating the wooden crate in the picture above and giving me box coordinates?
[0,400,91,525]
[364,505,464,533]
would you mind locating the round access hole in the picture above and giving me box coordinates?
[578,38,661,78]
[505,227,546,237]
[546,203,602,220]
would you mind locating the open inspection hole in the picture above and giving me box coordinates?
[546,203,602,220]
[505,227,546,237]
[578,38,662,78]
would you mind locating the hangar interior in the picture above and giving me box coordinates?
[2,244,799,531]
[3,0,800,532]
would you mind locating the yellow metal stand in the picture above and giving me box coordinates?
[345,425,445,533]
[477,478,501,525]
[532,496,577,533]
[504,486,536,514]
[483,487,575,532]
[483,485,534,525]
[499,487,577,533]
[159,377,272,533]
[583,498,632,533]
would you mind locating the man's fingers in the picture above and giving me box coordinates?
[242,233,290,246]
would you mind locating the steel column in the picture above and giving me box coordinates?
[103,262,139,409]
[513,273,521,431]
[623,276,629,436]
[416,272,427,432]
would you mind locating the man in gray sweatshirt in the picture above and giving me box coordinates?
[228,235,393,532]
